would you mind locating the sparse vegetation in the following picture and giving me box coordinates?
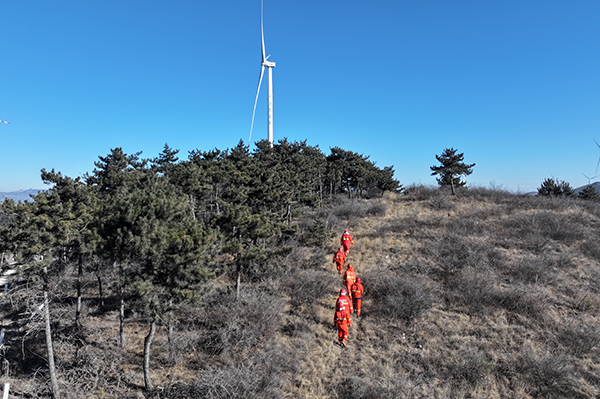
[2,162,600,397]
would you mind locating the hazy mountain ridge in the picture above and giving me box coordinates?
[0,189,43,203]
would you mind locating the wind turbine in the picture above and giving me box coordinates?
[249,0,276,148]
[594,139,600,175]
[582,173,599,185]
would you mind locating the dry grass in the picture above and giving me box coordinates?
[3,188,600,398]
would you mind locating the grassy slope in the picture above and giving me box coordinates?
[279,188,600,398]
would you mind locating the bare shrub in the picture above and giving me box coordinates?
[299,217,334,248]
[516,351,576,398]
[60,341,125,398]
[556,319,600,356]
[427,234,493,282]
[450,267,496,314]
[501,211,585,251]
[580,239,600,262]
[366,201,387,216]
[402,184,439,201]
[429,194,454,211]
[448,214,486,236]
[283,269,337,316]
[366,269,434,324]
[156,345,293,399]
[460,186,517,203]
[332,199,387,219]
[494,286,549,321]
[447,349,494,387]
[508,256,556,284]
[332,374,417,399]
[198,287,284,358]
[285,245,329,270]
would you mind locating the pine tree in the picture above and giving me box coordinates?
[430,148,475,195]
[537,178,575,197]
[578,184,599,201]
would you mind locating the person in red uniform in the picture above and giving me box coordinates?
[333,247,346,275]
[335,288,353,320]
[334,308,350,347]
[351,277,365,317]
[344,264,357,301]
[334,288,352,346]
[340,230,354,255]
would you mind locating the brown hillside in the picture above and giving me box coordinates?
[3,187,600,398]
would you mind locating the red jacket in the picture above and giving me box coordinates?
[334,309,350,325]
[333,250,346,264]
[344,269,356,286]
[335,295,352,319]
[341,232,354,245]
[351,282,364,299]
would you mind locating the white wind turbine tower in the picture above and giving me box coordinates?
[249,0,276,147]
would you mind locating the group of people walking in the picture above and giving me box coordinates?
[332,230,364,348]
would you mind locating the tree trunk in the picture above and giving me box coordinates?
[96,271,104,308]
[117,261,126,347]
[43,267,61,399]
[450,178,456,195]
[236,257,242,301]
[75,254,83,327]
[189,194,196,221]
[119,295,125,348]
[319,169,323,207]
[236,270,241,301]
[143,320,156,392]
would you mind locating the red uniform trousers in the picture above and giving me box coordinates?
[351,282,364,316]
[334,310,350,343]
[342,241,351,254]
[352,297,362,316]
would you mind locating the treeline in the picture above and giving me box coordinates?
[0,138,400,395]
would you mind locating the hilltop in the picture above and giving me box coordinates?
[1,186,599,398]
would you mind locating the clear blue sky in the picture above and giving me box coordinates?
[1,1,599,193]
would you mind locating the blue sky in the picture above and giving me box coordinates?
[1,1,599,193]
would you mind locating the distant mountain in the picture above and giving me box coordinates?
[526,181,600,196]
[0,189,43,203]
[574,181,600,194]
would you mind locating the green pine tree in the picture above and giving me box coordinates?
[430,148,475,195]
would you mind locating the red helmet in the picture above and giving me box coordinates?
[340,288,347,296]
[347,264,353,270]
[339,247,343,251]
[357,277,361,283]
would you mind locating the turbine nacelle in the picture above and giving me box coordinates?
[262,60,276,68]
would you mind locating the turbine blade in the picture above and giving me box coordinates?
[261,0,266,62]
[595,139,600,175]
[0,120,9,124]
[249,66,265,144]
